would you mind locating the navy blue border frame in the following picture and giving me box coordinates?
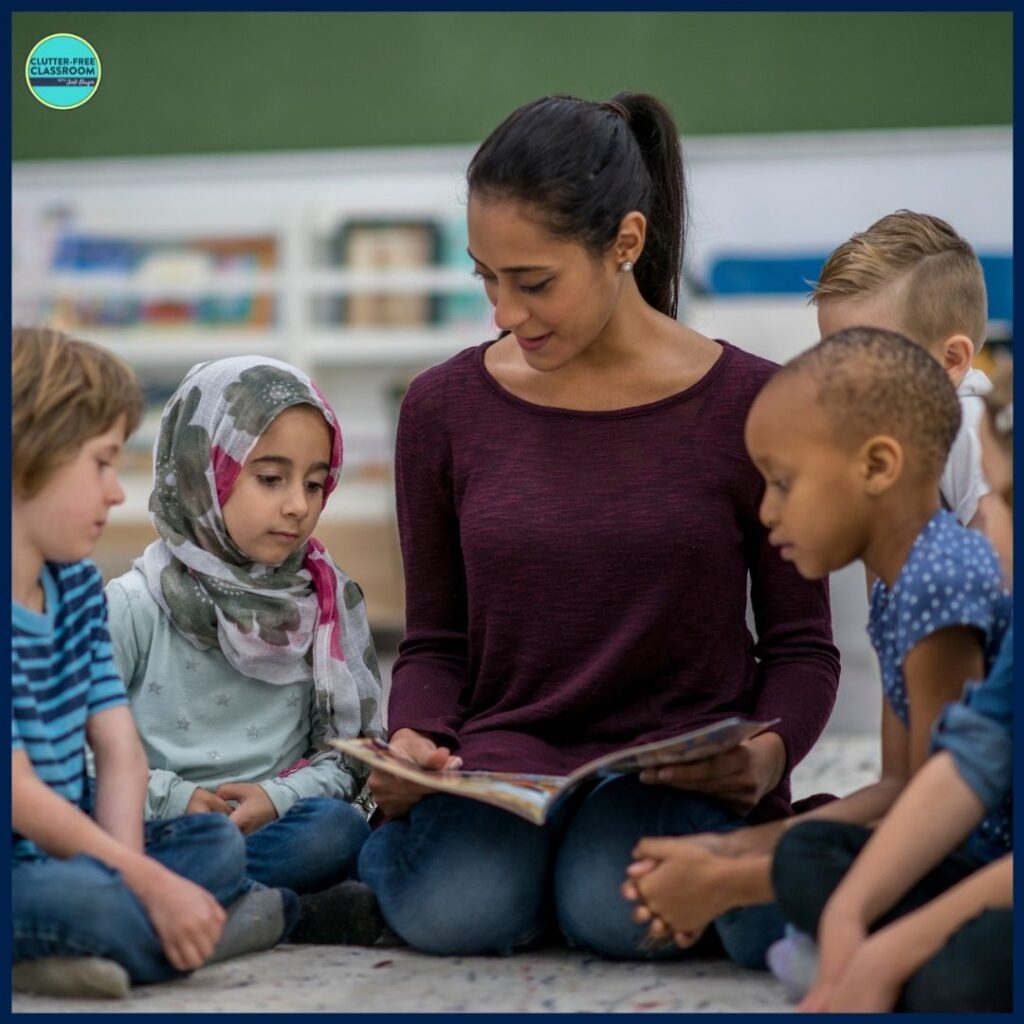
[5,3,1018,1021]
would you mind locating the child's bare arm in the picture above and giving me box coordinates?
[87,705,148,853]
[903,626,984,772]
[779,701,909,834]
[13,749,226,971]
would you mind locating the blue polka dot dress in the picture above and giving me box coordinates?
[868,510,1013,861]
[868,510,1011,726]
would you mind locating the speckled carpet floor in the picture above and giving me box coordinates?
[12,735,880,1014]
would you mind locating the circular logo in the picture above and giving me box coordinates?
[25,34,101,110]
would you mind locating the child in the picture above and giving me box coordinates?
[813,209,1012,576]
[105,355,387,944]
[773,360,1013,1013]
[11,328,296,999]
[621,328,1011,962]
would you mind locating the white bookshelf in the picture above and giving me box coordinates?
[12,129,1010,629]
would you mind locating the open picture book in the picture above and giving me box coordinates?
[330,716,780,826]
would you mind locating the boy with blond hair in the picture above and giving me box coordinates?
[11,328,295,999]
[812,210,1011,571]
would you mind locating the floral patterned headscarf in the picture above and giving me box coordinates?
[135,356,382,764]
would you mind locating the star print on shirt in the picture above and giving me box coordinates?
[149,681,164,695]
[286,694,301,708]
[246,723,264,740]
[177,717,191,732]
[215,694,231,707]
[184,657,199,672]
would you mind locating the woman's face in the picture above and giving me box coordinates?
[467,196,626,370]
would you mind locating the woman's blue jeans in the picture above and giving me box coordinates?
[358,774,784,966]
[12,814,248,984]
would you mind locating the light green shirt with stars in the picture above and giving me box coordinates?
[106,568,360,820]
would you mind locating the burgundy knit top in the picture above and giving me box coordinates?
[387,339,840,820]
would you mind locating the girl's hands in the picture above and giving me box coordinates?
[638,732,787,814]
[215,782,278,835]
[368,728,463,818]
[185,788,233,816]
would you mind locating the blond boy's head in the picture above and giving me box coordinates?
[812,211,987,386]
[12,327,143,500]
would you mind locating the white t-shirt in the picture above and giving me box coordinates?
[940,367,993,526]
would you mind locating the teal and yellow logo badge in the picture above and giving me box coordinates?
[26,34,101,110]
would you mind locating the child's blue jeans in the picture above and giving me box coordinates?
[245,796,369,894]
[12,813,248,984]
[358,774,785,966]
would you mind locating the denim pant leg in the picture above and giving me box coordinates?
[245,797,370,894]
[144,813,249,907]
[772,820,982,939]
[358,794,557,955]
[899,908,1012,1013]
[12,813,247,985]
[555,774,785,967]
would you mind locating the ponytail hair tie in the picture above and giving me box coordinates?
[600,99,631,124]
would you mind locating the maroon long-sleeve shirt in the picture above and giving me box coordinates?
[388,339,840,820]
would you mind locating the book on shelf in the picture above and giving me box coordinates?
[39,233,278,330]
[328,219,442,327]
[330,715,780,826]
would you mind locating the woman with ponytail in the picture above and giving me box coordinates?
[358,93,840,966]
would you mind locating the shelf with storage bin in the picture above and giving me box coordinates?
[14,130,1010,630]
[11,151,492,631]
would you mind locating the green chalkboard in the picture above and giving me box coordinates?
[13,12,1012,160]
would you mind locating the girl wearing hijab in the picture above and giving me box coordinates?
[106,355,387,944]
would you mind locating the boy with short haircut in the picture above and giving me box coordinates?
[11,328,295,999]
[812,209,1011,571]
[621,327,1011,963]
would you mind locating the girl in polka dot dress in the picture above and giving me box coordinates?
[624,328,1010,978]
[106,356,390,944]
[781,358,1014,1013]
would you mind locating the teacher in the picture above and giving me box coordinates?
[357,91,839,967]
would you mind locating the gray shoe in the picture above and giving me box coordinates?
[208,885,298,965]
[12,956,130,999]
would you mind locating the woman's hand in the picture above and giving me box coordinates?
[638,732,787,814]
[368,728,463,818]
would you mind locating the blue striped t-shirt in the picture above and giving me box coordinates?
[11,560,128,861]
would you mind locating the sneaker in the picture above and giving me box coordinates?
[12,956,130,999]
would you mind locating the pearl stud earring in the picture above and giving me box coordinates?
[620,260,634,273]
